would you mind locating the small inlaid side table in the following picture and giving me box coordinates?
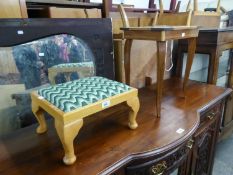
[121,26,199,117]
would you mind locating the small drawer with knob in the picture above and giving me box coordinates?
[125,139,194,175]
[200,103,221,125]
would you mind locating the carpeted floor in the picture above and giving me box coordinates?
[213,134,233,175]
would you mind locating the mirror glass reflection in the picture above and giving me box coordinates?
[0,34,95,136]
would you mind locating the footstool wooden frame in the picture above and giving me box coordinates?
[31,77,139,165]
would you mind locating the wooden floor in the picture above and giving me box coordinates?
[0,78,229,175]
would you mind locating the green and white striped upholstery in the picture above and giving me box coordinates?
[38,77,131,112]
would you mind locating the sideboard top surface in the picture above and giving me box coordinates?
[0,78,231,175]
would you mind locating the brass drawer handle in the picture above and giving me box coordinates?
[207,112,216,120]
[151,161,167,175]
[186,139,194,150]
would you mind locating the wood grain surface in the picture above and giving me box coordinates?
[0,78,231,175]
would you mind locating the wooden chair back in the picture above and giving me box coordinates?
[159,0,164,14]
[187,0,221,27]
[154,0,191,26]
[155,10,192,26]
[118,4,130,28]
[118,4,158,28]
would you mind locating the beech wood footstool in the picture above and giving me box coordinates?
[31,76,140,165]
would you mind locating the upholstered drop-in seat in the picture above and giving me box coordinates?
[31,76,140,165]
[38,76,132,112]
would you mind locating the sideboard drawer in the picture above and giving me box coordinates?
[200,103,221,125]
[125,140,193,175]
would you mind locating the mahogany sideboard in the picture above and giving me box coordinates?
[176,27,233,139]
[0,78,231,175]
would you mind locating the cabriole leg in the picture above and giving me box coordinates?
[127,97,140,129]
[55,119,83,165]
[32,102,47,134]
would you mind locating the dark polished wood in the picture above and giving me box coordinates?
[169,0,177,11]
[148,0,156,9]
[176,27,233,139]
[26,0,102,8]
[26,0,104,17]
[121,26,199,117]
[183,38,196,94]
[190,101,224,175]
[156,41,166,118]
[0,78,231,175]
[176,27,233,84]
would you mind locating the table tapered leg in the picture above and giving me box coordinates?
[156,41,166,118]
[175,45,185,78]
[183,38,197,95]
[55,119,83,165]
[124,39,133,85]
[209,48,221,84]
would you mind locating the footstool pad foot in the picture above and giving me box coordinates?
[36,126,47,134]
[63,155,76,165]
[128,122,138,130]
